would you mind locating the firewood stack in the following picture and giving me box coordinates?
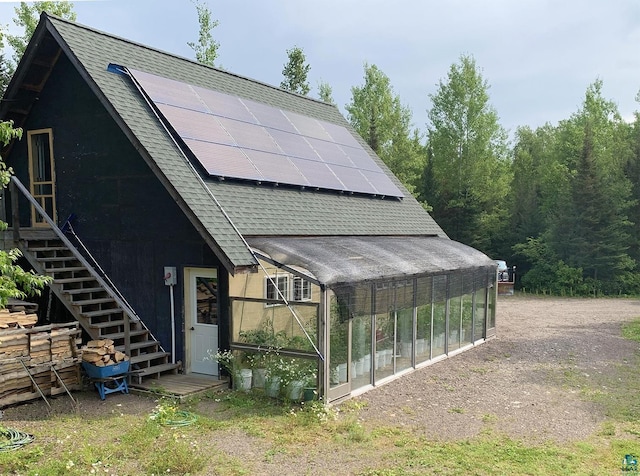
[0,322,82,408]
[81,339,129,367]
[0,308,38,329]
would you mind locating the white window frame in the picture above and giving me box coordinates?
[292,276,312,302]
[264,274,312,305]
[265,275,289,306]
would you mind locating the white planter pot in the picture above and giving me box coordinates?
[355,358,364,376]
[252,368,266,388]
[400,341,413,358]
[265,376,281,398]
[338,363,348,382]
[375,350,385,369]
[330,366,340,385]
[363,354,371,372]
[236,368,252,392]
[416,339,426,355]
[384,348,393,366]
[287,380,305,401]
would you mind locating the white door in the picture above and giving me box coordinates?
[185,268,219,375]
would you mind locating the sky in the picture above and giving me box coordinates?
[1,0,640,139]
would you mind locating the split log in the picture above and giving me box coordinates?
[0,322,81,408]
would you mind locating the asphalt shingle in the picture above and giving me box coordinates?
[45,15,446,270]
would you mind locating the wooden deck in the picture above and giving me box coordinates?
[130,373,229,400]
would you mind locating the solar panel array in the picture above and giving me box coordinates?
[128,68,404,198]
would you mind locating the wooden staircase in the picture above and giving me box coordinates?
[17,235,180,385]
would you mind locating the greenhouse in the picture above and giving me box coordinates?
[228,236,496,402]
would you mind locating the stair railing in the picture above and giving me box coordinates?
[9,176,141,354]
[61,216,142,323]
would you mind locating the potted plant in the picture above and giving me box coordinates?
[210,349,252,392]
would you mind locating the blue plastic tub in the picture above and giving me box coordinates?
[82,360,130,379]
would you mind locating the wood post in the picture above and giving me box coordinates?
[10,179,20,242]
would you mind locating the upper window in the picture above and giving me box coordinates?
[265,275,289,303]
[265,274,312,305]
[27,129,56,226]
[293,276,312,301]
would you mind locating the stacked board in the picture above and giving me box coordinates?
[0,322,82,408]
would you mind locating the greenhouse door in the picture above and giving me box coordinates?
[185,268,219,376]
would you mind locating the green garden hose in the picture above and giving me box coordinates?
[150,409,197,428]
[0,427,34,451]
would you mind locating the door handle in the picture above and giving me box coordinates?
[190,327,195,331]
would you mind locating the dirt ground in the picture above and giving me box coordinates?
[2,295,640,469]
[357,295,640,442]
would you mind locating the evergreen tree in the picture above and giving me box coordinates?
[519,81,636,295]
[346,63,425,196]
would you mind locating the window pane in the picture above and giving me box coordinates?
[351,313,372,390]
[329,294,349,387]
[293,277,311,301]
[31,133,52,182]
[196,277,218,324]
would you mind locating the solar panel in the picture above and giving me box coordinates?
[128,68,403,198]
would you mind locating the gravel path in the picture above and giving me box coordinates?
[357,295,640,442]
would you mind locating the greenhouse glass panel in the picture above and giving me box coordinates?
[474,285,487,341]
[432,275,447,358]
[415,276,432,364]
[374,283,394,381]
[352,313,372,390]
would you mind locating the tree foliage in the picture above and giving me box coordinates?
[0,53,11,97]
[0,121,51,307]
[280,46,310,95]
[7,1,76,65]
[423,54,510,252]
[346,63,425,196]
[187,0,219,67]
[508,80,636,295]
[317,80,334,104]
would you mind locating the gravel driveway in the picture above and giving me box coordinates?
[357,295,640,442]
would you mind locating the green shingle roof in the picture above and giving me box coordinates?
[42,15,445,272]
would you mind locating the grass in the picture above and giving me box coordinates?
[3,319,640,475]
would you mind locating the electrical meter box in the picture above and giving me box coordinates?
[163,266,177,286]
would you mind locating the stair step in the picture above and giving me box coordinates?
[116,340,160,352]
[73,297,116,307]
[57,276,98,284]
[100,329,149,341]
[38,256,77,262]
[83,308,123,318]
[130,362,180,379]
[129,351,171,365]
[64,287,105,295]
[28,246,69,252]
[89,319,126,329]
[24,241,173,385]
[46,266,87,273]
[116,340,160,357]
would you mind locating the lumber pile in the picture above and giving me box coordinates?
[80,339,129,367]
[0,308,38,329]
[0,322,82,408]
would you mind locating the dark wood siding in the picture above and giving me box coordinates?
[5,53,230,361]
